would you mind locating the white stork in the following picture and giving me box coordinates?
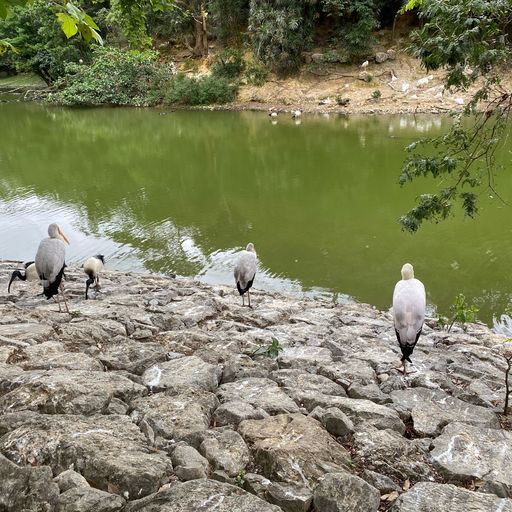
[392,263,426,374]
[234,243,257,307]
[35,223,70,312]
[83,254,105,299]
[7,261,39,293]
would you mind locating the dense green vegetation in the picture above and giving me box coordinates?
[0,0,404,100]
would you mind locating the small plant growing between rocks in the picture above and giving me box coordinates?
[447,293,479,332]
[371,89,381,100]
[234,469,246,488]
[247,337,283,358]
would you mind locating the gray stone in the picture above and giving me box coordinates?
[194,429,250,477]
[318,360,376,387]
[348,383,391,404]
[322,407,354,437]
[142,356,221,392]
[375,52,389,63]
[0,453,59,511]
[55,469,90,492]
[213,400,269,426]
[57,486,126,512]
[222,354,277,383]
[278,346,333,368]
[271,369,346,407]
[98,338,167,375]
[0,414,172,499]
[125,479,282,511]
[266,481,313,512]
[217,378,300,415]
[362,470,401,493]
[132,388,218,441]
[313,472,380,512]
[304,395,405,433]
[391,388,499,436]
[390,482,512,512]
[386,49,397,60]
[0,369,147,415]
[431,422,512,495]
[17,341,104,371]
[243,473,272,499]
[171,442,209,481]
[239,414,350,486]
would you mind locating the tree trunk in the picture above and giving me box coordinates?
[193,6,208,57]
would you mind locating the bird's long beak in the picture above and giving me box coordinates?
[58,228,70,245]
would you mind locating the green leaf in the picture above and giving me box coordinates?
[57,12,79,39]
[83,13,99,30]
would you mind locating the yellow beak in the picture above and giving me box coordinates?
[58,227,70,245]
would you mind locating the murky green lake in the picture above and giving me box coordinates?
[1,101,511,323]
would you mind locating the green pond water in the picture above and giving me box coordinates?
[1,101,511,324]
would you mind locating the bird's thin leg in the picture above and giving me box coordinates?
[95,276,101,290]
[248,290,252,308]
[242,294,245,307]
[59,282,70,313]
[400,360,407,375]
[55,292,62,313]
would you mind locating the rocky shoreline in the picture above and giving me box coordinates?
[0,260,511,512]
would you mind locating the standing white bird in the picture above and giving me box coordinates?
[292,110,302,118]
[234,243,257,307]
[83,254,105,300]
[35,223,70,312]
[361,60,369,68]
[7,261,39,293]
[392,263,426,375]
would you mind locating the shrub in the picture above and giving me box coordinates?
[0,1,83,83]
[244,59,267,86]
[212,48,246,80]
[166,74,237,105]
[249,0,312,73]
[371,89,381,99]
[52,47,172,106]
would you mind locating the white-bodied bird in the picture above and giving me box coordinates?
[234,243,257,307]
[83,254,105,300]
[35,223,70,312]
[7,261,39,293]
[392,263,426,374]
[361,60,369,68]
[292,110,302,118]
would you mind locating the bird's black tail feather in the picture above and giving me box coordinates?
[43,266,65,300]
[400,345,414,363]
[85,277,94,300]
[236,277,254,296]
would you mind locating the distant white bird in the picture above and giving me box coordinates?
[361,60,369,68]
[454,97,464,105]
[390,70,398,82]
[234,243,257,307]
[35,223,70,313]
[269,112,278,118]
[416,77,429,87]
[7,261,39,293]
[83,254,105,300]
[392,263,426,375]
[292,110,302,118]
[401,82,410,93]
[409,94,418,100]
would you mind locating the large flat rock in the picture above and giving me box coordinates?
[0,413,172,499]
[0,369,146,415]
[431,422,512,496]
[238,413,350,487]
[126,479,282,511]
[391,388,499,436]
[0,453,59,511]
[142,356,221,392]
[390,482,512,511]
[217,378,300,415]
[132,388,219,441]
[303,395,405,433]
